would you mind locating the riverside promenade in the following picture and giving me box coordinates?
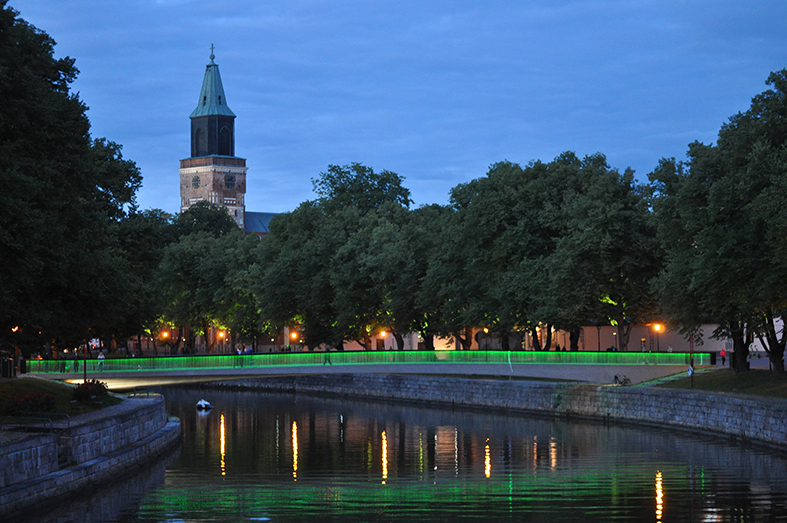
[26,350,712,390]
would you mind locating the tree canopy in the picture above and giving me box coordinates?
[650,69,787,372]
[4,0,786,378]
[0,2,143,350]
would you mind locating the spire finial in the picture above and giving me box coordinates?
[209,43,215,64]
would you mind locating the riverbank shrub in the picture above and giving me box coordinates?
[72,379,109,402]
[4,391,56,415]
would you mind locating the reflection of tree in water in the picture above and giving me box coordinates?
[146,387,787,522]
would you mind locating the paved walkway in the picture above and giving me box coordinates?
[37,361,702,391]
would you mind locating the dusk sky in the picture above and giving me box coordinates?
[13,0,787,215]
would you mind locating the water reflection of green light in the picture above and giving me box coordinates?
[134,390,786,523]
[141,463,696,521]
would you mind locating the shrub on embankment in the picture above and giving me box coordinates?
[0,377,121,416]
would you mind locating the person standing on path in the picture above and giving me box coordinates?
[98,350,105,371]
[720,348,727,366]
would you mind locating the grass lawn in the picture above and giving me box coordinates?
[0,376,122,417]
[656,368,787,398]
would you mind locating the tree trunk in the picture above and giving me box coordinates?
[530,327,541,351]
[393,331,405,350]
[544,325,553,351]
[618,323,632,352]
[419,333,435,351]
[757,310,786,374]
[453,328,472,350]
[569,328,580,351]
[176,326,184,354]
[499,330,510,351]
[730,322,750,373]
[204,322,214,354]
[187,326,196,354]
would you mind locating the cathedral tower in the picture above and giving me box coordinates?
[179,46,247,228]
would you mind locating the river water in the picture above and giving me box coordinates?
[26,387,787,522]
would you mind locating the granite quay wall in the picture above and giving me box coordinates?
[62,396,169,463]
[0,433,58,489]
[213,374,787,449]
[0,396,181,518]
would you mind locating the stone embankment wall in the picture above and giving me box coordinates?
[215,374,787,449]
[0,396,180,518]
[63,396,169,463]
[0,433,58,489]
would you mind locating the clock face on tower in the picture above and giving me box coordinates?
[225,173,236,189]
[191,175,200,189]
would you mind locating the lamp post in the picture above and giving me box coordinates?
[612,331,617,351]
[653,324,662,352]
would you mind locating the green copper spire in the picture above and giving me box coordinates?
[190,44,235,118]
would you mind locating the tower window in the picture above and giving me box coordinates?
[225,174,236,189]
[194,127,206,156]
[203,95,207,106]
[192,175,200,189]
[219,126,232,156]
[218,95,222,104]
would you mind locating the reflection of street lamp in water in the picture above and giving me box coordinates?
[653,324,662,352]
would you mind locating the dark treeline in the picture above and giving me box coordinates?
[2,3,786,373]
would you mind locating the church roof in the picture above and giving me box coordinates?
[190,46,236,118]
[245,211,277,235]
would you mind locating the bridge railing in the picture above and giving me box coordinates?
[27,350,708,374]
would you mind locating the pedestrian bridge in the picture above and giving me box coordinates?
[28,350,709,391]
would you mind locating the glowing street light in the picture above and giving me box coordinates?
[653,323,662,352]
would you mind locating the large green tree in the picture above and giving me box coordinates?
[0,2,142,352]
[158,202,253,352]
[650,69,787,373]
[430,153,658,352]
[114,208,175,346]
[256,163,412,349]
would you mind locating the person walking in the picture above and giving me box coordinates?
[720,348,727,366]
[98,350,105,371]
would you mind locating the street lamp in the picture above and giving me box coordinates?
[653,324,662,352]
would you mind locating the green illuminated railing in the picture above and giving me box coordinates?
[27,350,709,374]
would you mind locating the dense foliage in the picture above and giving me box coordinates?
[0,1,145,351]
[2,3,786,373]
